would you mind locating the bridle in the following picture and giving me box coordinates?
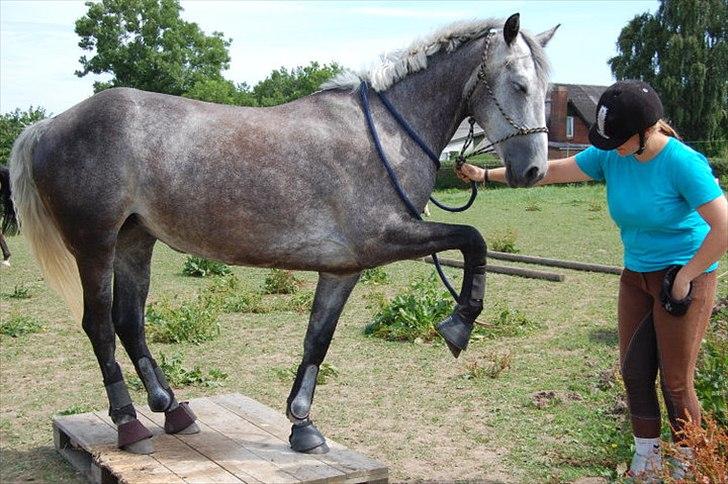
[358,29,549,300]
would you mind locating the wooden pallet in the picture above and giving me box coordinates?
[53,393,388,483]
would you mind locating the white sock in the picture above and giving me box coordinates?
[635,436,661,456]
[629,437,662,476]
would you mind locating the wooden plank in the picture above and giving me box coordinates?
[213,394,388,482]
[137,404,298,484]
[53,413,184,484]
[488,250,623,274]
[419,256,565,282]
[54,395,387,484]
[95,411,243,483]
[187,398,346,483]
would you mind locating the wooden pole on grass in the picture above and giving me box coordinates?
[488,251,622,275]
[420,256,565,282]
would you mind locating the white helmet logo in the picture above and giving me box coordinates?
[597,105,610,138]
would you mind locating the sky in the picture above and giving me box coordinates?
[0,0,659,115]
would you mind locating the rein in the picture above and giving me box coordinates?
[358,30,548,302]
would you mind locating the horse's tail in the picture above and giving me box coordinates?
[0,164,18,235]
[9,119,84,321]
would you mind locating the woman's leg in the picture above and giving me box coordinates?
[647,270,717,441]
[618,269,662,438]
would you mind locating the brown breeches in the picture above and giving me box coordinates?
[618,268,717,440]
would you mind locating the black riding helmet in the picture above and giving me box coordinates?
[589,80,663,154]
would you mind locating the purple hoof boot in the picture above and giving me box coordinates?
[118,419,153,454]
[164,402,198,434]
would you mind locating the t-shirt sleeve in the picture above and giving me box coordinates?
[671,150,724,209]
[575,146,607,181]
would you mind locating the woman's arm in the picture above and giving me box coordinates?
[457,156,593,185]
[672,194,728,299]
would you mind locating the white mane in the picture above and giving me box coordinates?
[322,19,503,92]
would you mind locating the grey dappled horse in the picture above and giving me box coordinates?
[8,15,557,454]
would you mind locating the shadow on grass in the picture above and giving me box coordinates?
[588,327,618,347]
[0,446,83,483]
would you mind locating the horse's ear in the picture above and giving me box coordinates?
[503,13,520,46]
[535,24,560,47]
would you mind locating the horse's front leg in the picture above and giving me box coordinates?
[286,272,360,454]
[380,221,487,358]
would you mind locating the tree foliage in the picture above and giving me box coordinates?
[0,107,47,166]
[609,0,728,155]
[250,62,343,107]
[75,0,231,95]
[183,61,343,107]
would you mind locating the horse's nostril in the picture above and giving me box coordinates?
[526,166,540,182]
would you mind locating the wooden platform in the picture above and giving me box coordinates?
[53,393,388,483]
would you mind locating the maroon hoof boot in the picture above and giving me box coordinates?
[118,418,154,454]
[164,402,199,435]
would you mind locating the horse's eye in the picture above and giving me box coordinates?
[513,82,528,94]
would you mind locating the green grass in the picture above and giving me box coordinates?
[0,182,726,482]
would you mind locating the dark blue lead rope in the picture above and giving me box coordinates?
[359,82,460,300]
[377,90,478,212]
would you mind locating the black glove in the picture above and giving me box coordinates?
[660,265,693,316]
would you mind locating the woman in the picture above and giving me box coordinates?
[457,80,727,479]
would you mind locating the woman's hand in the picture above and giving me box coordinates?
[671,271,691,300]
[456,163,484,183]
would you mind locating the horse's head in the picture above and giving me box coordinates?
[467,14,558,187]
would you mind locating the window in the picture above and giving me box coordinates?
[566,116,574,139]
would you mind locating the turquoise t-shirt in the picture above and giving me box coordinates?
[575,138,723,272]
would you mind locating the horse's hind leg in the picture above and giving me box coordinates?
[112,218,199,436]
[287,272,360,454]
[76,237,154,454]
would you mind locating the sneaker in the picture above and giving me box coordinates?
[668,446,693,481]
[625,448,662,481]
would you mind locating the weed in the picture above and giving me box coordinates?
[525,197,542,212]
[8,284,31,299]
[695,304,727,426]
[57,404,93,416]
[361,267,390,285]
[587,199,604,212]
[181,256,232,277]
[0,315,43,337]
[365,273,453,342]
[146,296,220,344]
[462,351,513,380]
[662,414,727,483]
[489,228,519,253]
[202,274,265,313]
[478,301,541,339]
[126,352,228,390]
[272,362,339,385]
[288,291,314,313]
[262,269,300,294]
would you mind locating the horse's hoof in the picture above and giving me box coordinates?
[164,402,197,434]
[1,260,10,267]
[289,421,328,454]
[122,437,155,454]
[118,419,154,454]
[436,312,473,358]
[176,421,201,435]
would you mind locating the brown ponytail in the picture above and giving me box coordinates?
[655,119,681,139]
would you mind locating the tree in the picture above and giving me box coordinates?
[609,0,728,155]
[183,78,257,106]
[0,107,47,166]
[251,62,343,107]
[183,61,343,108]
[75,0,231,95]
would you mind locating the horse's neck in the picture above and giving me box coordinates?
[382,38,486,156]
